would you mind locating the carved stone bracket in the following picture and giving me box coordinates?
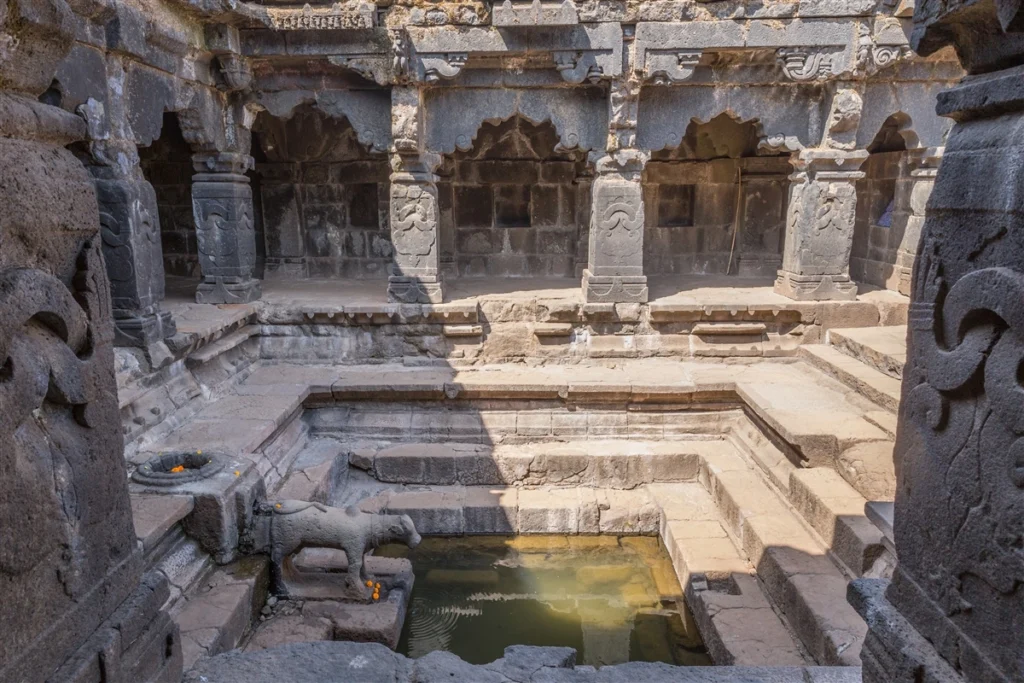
[416,53,469,83]
[552,51,606,84]
[777,47,839,82]
[643,50,702,85]
[492,0,578,27]
[215,54,252,93]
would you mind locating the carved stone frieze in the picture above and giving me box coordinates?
[265,1,376,30]
[492,0,578,27]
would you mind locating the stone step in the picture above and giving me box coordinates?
[173,557,270,671]
[733,363,895,501]
[356,439,722,488]
[787,469,887,578]
[131,493,194,559]
[798,345,901,413]
[362,484,660,536]
[648,483,806,667]
[697,451,867,666]
[827,326,906,379]
[273,438,349,502]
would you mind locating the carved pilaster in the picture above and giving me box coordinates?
[582,150,649,304]
[387,153,444,304]
[774,149,868,301]
[79,138,178,347]
[191,153,262,304]
[891,147,942,296]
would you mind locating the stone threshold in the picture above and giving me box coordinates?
[185,641,862,683]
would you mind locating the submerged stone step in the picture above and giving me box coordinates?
[358,439,717,488]
[828,326,906,379]
[173,557,270,670]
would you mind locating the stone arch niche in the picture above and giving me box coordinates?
[435,115,590,280]
[643,113,791,279]
[138,112,201,282]
[850,112,922,294]
[251,105,392,280]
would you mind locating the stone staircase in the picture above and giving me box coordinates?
[799,326,906,416]
[122,352,906,673]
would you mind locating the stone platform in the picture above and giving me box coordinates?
[157,275,907,367]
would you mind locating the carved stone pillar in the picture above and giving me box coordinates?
[84,142,176,347]
[387,152,445,303]
[847,3,1024,683]
[892,147,942,296]
[774,149,868,301]
[191,152,261,304]
[583,151,649,303]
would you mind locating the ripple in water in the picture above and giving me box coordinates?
[381,536,711,667]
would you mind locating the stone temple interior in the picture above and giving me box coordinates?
[2,0,1022,681]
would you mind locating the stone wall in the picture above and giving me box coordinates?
[437,117,588,279]
[643,156,790,277]
[254,109,393,280]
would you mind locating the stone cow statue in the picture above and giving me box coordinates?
[267,500,421,599]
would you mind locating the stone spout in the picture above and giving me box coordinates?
[252,500,421,601]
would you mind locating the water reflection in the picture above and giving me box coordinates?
[377,535,711,667]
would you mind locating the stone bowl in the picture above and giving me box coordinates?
[132,450,226,486]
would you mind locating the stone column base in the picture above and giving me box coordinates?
[773,271,857,301]
[388,276,445,304]
[848,579,964,683]
[114,309,176,348]
[197,277,262,304]
[582,270,648,303]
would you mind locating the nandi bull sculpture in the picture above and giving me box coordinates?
[252,500,421,601]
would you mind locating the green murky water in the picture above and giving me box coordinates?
[377,535,711,667]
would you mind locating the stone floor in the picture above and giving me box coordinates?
[120,280,908,676]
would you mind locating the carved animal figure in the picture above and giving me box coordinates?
[268,501,421,598]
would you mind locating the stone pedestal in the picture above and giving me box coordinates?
[192,154,261,304]
[892,147,942,296]
[582,151,649,304]
[774,149,867,301]
[848,3,1024,682]
[387,154,445,304]
[95,172,177,346]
